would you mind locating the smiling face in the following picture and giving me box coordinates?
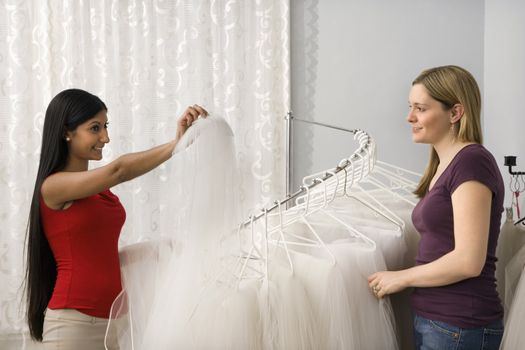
[407,83,455,145]
[65,109,109,164]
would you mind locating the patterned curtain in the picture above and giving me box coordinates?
[0,0,289,344]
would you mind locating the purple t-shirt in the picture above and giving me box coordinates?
[410,144,504,328]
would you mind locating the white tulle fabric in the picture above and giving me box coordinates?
[504,243,525,311]
[500,248,525,349]
[108,116,243,349]
[294,177,419,350]
[495,214,525,349]
[496,211,525,313]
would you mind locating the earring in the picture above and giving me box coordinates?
[450,122,459,138]
[66,137,71,141]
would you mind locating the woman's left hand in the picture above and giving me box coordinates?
[367,270,408,299]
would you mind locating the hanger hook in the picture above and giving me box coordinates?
[347,158,356,191]
[338,158,353,196]
[262,208,269,238]
[326,170,339,202]
[342,167,349,196]
[363,138,373,173]
[314,177,328,207]
[355,152,366,181]
[250,214,257,247]
[300,185,311,214]
[275,200,284,229]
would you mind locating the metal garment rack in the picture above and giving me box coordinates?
[241,111,369,228]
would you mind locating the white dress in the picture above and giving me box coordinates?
[496,209,525,312]
[273,208,399,350]
[307,192,417,350]
[500,263,525,349]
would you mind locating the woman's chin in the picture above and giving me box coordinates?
[411,132,429,144]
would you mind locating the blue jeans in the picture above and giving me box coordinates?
[414,314,503,350]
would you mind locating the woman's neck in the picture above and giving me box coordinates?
[63,158,89,172]
[433,137,475,167]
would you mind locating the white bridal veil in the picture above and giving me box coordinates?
[107,116,243,349]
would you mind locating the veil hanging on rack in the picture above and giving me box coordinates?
[106,116,246,349]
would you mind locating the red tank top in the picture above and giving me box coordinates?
[40,188,126,318]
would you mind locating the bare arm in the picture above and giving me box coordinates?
[42,140,178,206]
[368,180,492,298]
[41,105,208,209]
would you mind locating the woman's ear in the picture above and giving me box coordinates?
[64,131,73,142]
[450,104,464,124]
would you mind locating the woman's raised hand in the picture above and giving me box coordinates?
[176,104,209,141]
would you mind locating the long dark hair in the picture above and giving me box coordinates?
[25,89,107,341]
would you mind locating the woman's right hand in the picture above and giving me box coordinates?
[175,104,209,142]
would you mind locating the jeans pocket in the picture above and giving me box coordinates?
[482,321,504,350]
[484,319,504,335]
[414,316,460,350]
[429,319,461,339]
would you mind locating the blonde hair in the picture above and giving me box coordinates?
[413,65,483,197]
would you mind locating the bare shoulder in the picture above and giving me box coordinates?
[41,163,121,209]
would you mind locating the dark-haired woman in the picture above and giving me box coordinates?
[25,88,207,349]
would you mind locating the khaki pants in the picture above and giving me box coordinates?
[43,308,120,350]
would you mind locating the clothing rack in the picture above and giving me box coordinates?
[241,111,372,227]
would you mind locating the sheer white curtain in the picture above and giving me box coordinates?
[0,0,289,343]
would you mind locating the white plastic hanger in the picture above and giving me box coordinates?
[267,178,337,264]
[297,143,411,228]
[312,176,377,250]
[329,166,405,230]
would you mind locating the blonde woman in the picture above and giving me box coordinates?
[368,66,504,350]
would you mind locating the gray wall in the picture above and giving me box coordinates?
[484,0,525,208]
[290,0,489,191]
